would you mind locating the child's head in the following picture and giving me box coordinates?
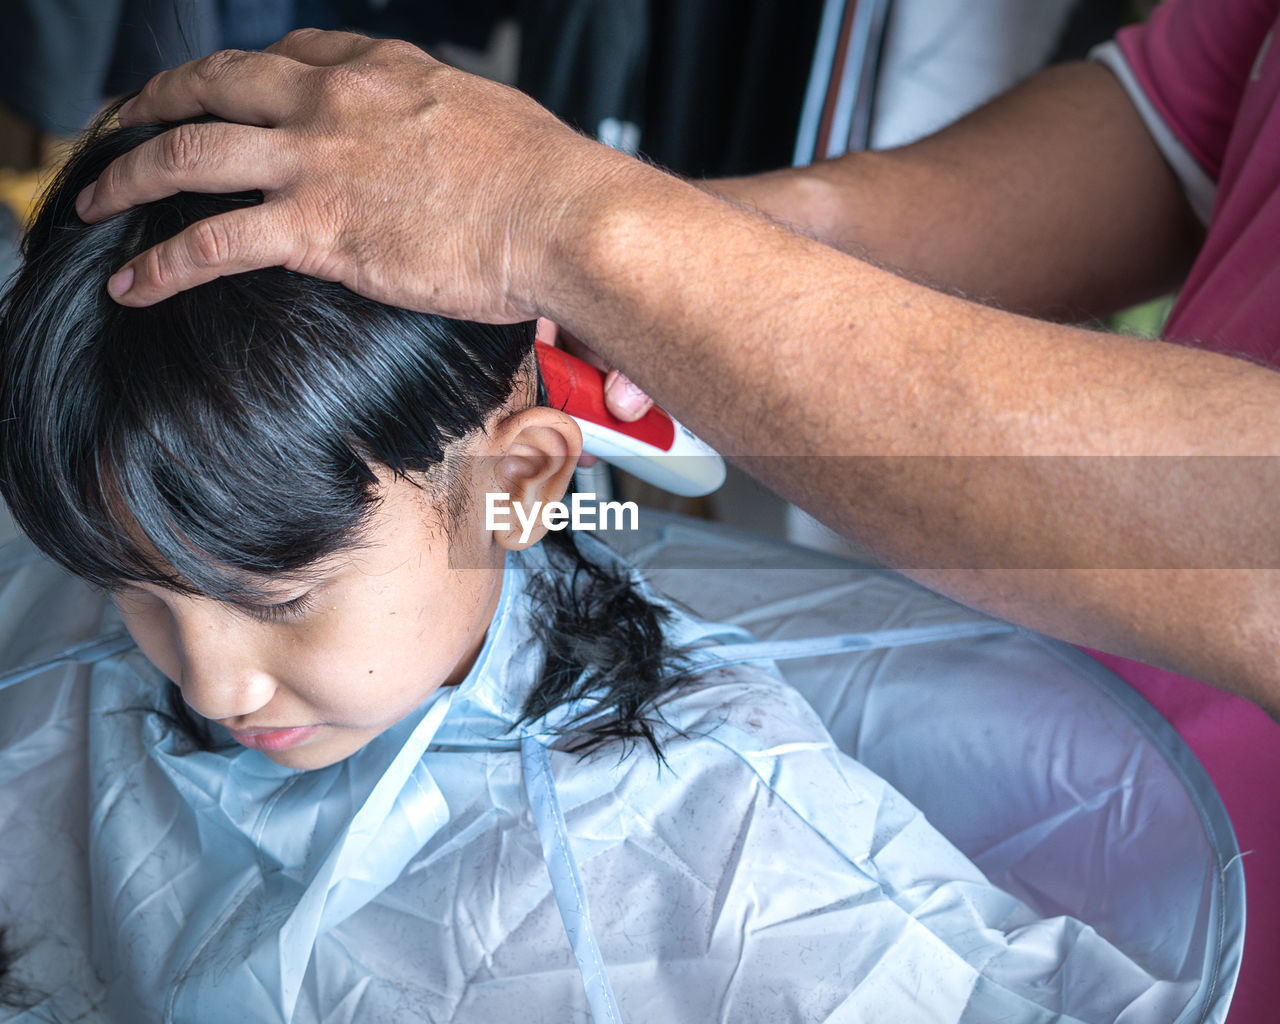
[0,111,584,769]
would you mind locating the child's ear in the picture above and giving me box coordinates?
[487,407,583,550]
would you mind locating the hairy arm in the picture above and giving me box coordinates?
[547,159,1280,715]
[705,61,1205,322]
[78,33,1280,715]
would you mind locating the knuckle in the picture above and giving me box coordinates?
[279,27,321,47]
[371,37,421,61]
[317,63,369,96]
[138,245,171,293]
[192,48,248,85]
[188,219,232,270]
[160,123,205,174]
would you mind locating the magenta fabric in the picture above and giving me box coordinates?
[1115,0,1274,180]
[1088,652,1278,1024]
[1119,0,1280,364]
[1098,3,1280,1021]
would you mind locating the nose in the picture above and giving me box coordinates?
[171,608,279,722]
[180,661,278,723]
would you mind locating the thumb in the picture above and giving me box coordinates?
[603,370,654,421]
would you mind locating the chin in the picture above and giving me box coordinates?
[264,745,349,771]
[254,732,360,771]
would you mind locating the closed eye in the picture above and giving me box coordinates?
[239,591,316,625]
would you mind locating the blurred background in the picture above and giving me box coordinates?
[0,0,1164,548]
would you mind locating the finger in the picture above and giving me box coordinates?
[534,317,560,347]
[119,49,306,126]
[77,121,293,222]
[265,28,375,67]
[106,203,309,307]
[603,370,654,421]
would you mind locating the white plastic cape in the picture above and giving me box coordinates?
[0,518,1243,1023]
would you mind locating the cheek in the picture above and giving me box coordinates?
[114,598,181,679]
[353,565,501,695]
[268,599,443,719]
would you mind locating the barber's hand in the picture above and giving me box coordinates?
[75,29,627,320]
[535,318,653,425]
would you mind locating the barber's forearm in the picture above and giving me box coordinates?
[78,35,1280,713]
[706,62,1203,322]
[546,164,1280,714]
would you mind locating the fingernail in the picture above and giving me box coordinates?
[75,183,96,218]
[606,374,650,418]
[117,98,135,123]
[107,267,134,298]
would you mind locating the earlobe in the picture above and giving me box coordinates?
[487,407,583,550]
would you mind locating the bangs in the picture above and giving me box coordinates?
[0,111,534,601]
[90,379,377,602]
[25,271,387,601]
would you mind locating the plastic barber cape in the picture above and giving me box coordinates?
[0,516,1243,1022]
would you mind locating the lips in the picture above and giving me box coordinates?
[227,725,320,752]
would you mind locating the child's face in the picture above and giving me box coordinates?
[112,474,506,770]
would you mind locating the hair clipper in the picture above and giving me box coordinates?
[536,342,726,497]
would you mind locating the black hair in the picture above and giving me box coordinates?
[0,105,699,1001]
[0,107,691,771]
[3,119,530,601]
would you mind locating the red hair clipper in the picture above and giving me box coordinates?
[536,342,726,497]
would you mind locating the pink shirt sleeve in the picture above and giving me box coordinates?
[1116,0,1278,180]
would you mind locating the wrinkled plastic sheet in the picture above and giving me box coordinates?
[0,515,1244,1023]
[611,513,1244,1021]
